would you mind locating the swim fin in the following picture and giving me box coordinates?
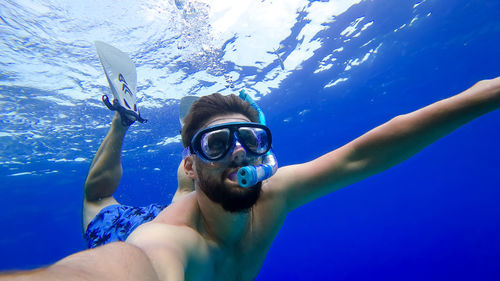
[95,41,147,126]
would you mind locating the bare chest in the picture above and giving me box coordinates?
[187,238,273,281]
[187,219,286,281]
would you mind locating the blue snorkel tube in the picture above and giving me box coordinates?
[237,90,278,188]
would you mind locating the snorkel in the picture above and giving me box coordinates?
[237,90,278,188]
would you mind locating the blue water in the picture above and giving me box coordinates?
[1,0,500,280]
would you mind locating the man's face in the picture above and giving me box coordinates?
[192,114,262,213]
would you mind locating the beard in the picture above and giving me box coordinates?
[196,161,262,213]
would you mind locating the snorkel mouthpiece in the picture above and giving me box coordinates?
[237,166,255,187]
[237,90,278,188]
[237,151,278,187]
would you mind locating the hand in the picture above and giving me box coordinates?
[111,112,131,130]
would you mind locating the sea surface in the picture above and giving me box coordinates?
[1,0,499,280]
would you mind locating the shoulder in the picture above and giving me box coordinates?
[128,221,203,245]
[258,162,328,213]
[126,222,212,281]
[128,193,206,253]
[259,165,303,205]
[155,192,200,226]
[126,194,213,271]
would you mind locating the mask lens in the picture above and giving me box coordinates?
[200,128,231,159]
[238,127,269,154]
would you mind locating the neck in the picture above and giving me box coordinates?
[196,187,252,247]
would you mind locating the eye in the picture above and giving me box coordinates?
[208,131,228,149]
[239,127,268,153]
[201,129,230,158]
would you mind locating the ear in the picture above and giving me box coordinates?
[183,156,196,179]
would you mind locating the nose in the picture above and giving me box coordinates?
[230,140,247,164]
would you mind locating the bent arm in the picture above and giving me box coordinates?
[0,242,160,281]
[276,77,500,211]
[83,113,128,230]
[84,113,128,201]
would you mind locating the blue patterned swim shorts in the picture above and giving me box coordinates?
[84,203,167,248]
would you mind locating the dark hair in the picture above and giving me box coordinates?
[181,93,260,147]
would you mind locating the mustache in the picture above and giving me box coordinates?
[228,160,250,168]
[223,161,251,178]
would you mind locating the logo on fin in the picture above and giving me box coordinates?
[118,73,133,98]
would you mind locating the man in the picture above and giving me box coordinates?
[2,77,499,280]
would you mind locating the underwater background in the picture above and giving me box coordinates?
[1,0,499,280]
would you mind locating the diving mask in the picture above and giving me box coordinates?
[184,122,272,162]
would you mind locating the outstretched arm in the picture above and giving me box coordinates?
[82,112,128,230]
[272,77,500,212]
[0,242,160,281]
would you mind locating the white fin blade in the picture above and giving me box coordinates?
[95,41,138,113]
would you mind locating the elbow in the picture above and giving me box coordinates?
[84,182,103,201]
[386,114,416,138]
[84,172,119,201]
[389,114,409,127]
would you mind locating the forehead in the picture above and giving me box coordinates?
[204,113,251,128]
